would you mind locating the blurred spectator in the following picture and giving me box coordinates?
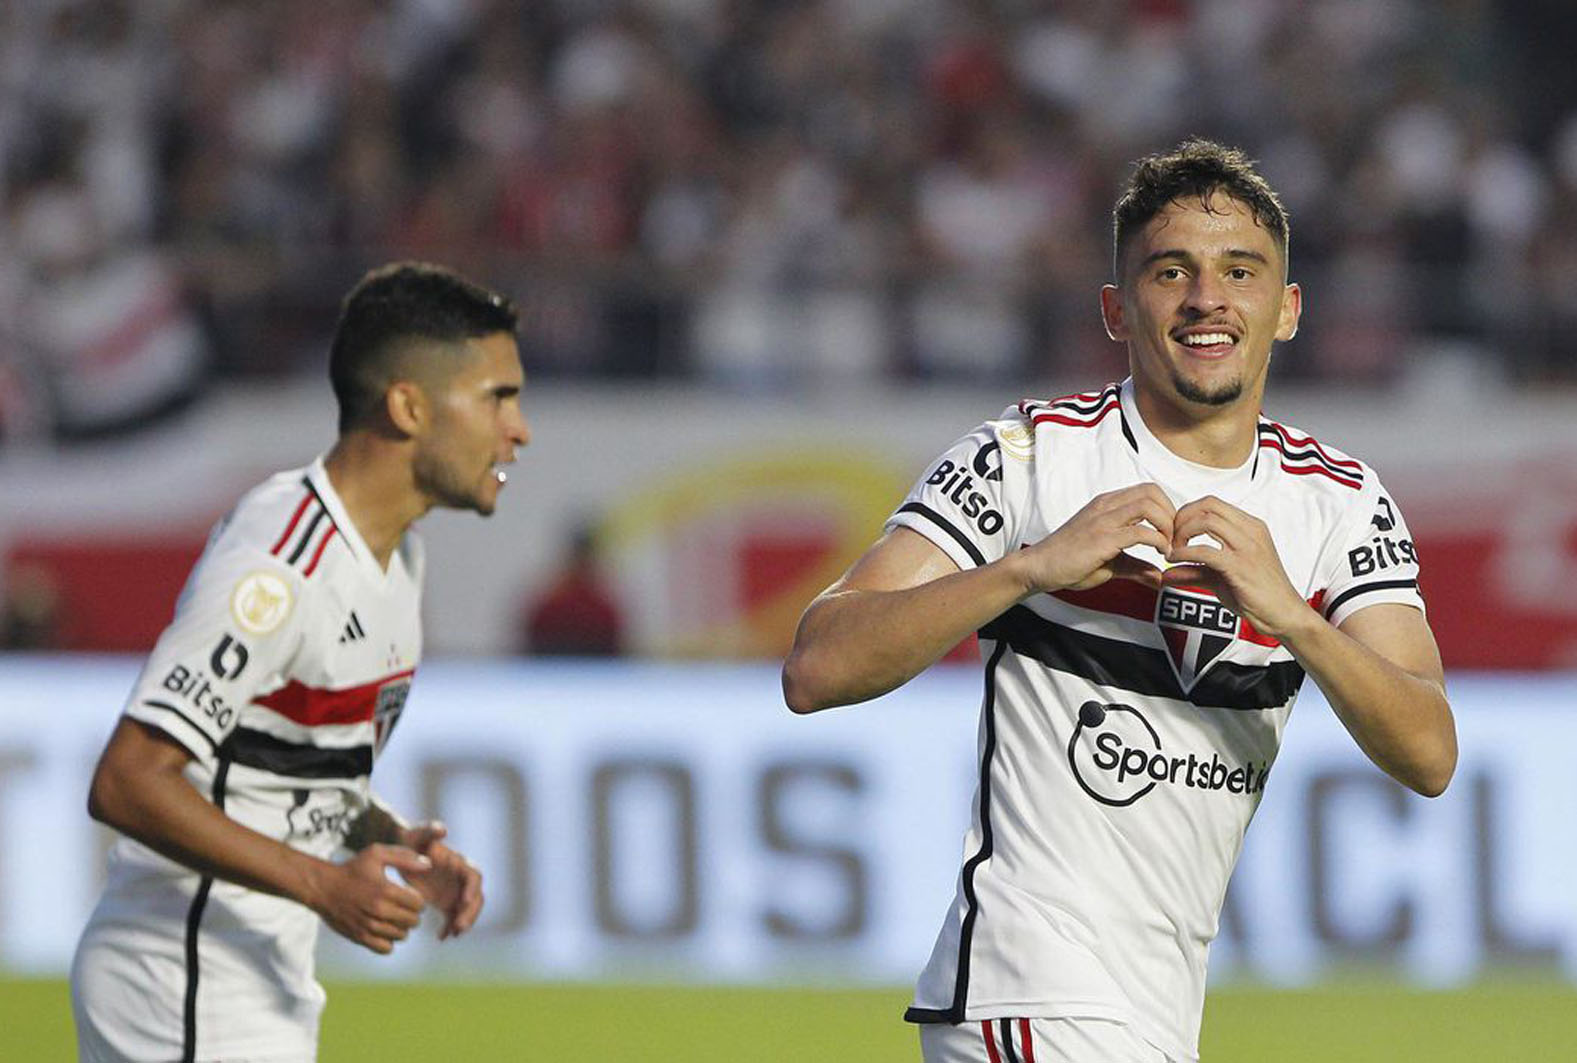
[0,561,64,650]
[519,521,626,657]
[1,0,1575,403]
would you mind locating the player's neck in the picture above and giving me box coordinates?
[323,438,425,570]
[1132,384,1260,468]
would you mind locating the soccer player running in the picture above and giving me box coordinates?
[71,263,529,1063]
[783,141,1456,1063]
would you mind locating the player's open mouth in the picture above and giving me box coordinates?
[1172,330,1238,357]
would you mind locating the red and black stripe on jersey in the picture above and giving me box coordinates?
[982,604,1304,711]
[218,668,414,779]
[1019,384,1138,450]
[268,479,342,578]
[1258,420,1364,489]
[1018,384,1122,429]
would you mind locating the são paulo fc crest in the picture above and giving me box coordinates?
[1155,586,1239,692]
[373,678,411,755]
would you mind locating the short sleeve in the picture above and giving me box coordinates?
[885,418,1029,571]
[122,536,307,763]
[1320,477,1427,628]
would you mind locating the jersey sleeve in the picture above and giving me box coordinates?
[885,417,1029,570]
[122,532,308,764]
[1319,474,1427,628]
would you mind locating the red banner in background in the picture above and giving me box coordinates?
[1404,460,1577,669]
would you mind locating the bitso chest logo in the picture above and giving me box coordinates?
[1156,586,1239,692]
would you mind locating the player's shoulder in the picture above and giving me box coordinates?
[202,465,325,579]
[1256,413,1377,499]
[1008,382,1124,435]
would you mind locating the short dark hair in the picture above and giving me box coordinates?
[329,262,519,432]
[1112,139,1290,278]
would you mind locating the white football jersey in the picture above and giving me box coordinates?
[72,457,423,1063]
[891,380,1423,1062]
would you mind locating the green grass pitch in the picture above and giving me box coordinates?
[7,978,1574,1061]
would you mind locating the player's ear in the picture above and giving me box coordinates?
[1275,282,1302,342]
[384,380,428,437]
[1099,284,1128,342]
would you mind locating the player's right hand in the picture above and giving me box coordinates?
[313,844,429,955]
[1017,483,1175,594]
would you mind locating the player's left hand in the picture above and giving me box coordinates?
[1162,495,1313,639]
[397,821,484,940]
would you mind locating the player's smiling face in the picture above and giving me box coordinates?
[1101,193,1300,415]
[414,331,530,516]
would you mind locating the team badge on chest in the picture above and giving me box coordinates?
[1156,586,1240,692]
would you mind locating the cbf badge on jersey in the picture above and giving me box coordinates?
[1156,586,1239,692]
[231,570,293,635]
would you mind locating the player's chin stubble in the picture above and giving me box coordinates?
[1172,369,1243,407]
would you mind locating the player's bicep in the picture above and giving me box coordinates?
[832,526,963,596]
[1337,602,1445,689]
[89,718,197,824]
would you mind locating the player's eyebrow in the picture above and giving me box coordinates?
[1137,248,1271,269]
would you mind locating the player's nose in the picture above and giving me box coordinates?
[506,411,531,449]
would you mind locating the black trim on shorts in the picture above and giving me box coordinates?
[904,640,1009,1026]
[1323,579,1418,621]
[982,605,1305,710]
[224,727,371,779]
[999,1019,1021,1063]
[181,754,231,1063]
[897,502,987,568]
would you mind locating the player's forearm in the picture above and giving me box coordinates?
[1279,611,1457,796]
[89,754,335,910]
[783,556,1033,713]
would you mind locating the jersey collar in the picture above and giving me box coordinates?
[303,456,392,581]
[1118,378,1260,504]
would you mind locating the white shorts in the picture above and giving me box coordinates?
[918,1017,1179,1063]
[72,863,323,1063]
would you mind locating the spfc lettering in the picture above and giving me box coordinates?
[1156,587,1239,692]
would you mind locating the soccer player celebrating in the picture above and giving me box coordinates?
[783,141,1456,1063]
[72,263,530,1062]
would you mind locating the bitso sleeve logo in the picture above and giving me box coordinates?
[231,571,293,635]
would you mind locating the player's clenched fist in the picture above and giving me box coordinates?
[1016,483,1175,594]
[311,844,429,955]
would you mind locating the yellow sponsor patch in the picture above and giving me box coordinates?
[232,570,293,635]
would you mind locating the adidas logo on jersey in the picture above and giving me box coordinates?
[338,611,366,644]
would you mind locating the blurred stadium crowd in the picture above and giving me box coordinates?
[3,0,1577,438]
